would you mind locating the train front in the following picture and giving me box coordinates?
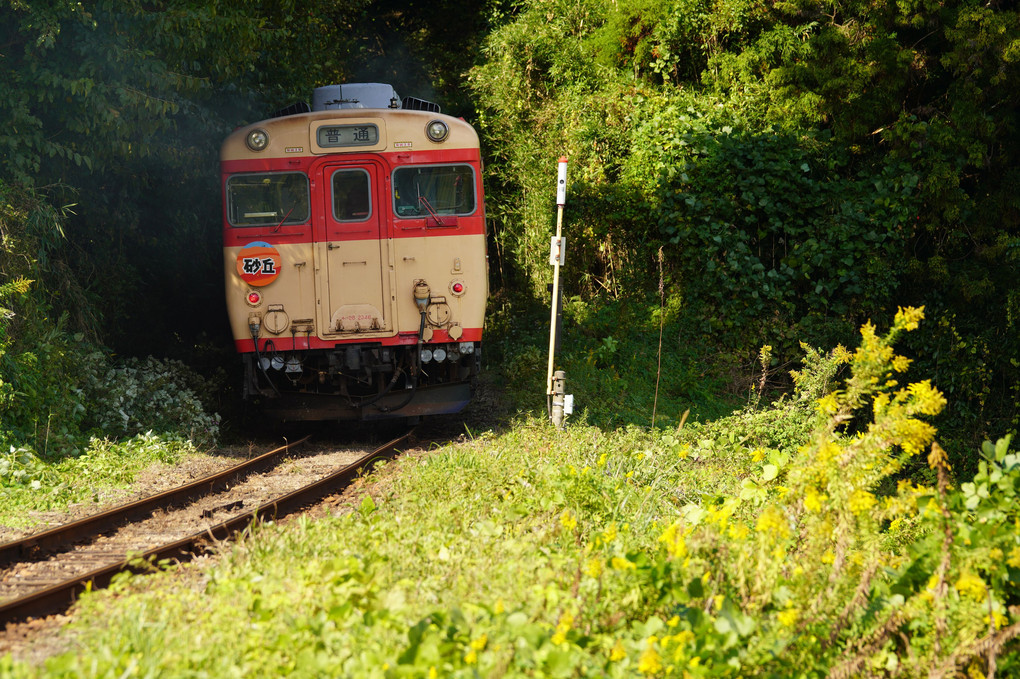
[220,84,487,421]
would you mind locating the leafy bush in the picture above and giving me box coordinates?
[2,184,220,454]
[82,355,220,449]
[655,127,917,352]
[0,445,55,492]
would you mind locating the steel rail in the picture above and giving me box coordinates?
[0,436,313,569]
[0,430,411,625]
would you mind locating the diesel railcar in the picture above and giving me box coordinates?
[221,83,486,420]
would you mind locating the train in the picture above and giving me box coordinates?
[221,83,487,421]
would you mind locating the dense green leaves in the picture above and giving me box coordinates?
[472,0,1020,437]
[655,128,917,348]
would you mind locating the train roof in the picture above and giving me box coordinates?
[221,89,480,163]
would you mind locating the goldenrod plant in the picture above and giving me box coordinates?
[631,308,1018,675]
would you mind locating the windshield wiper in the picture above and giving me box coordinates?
[272,206,295,232]
[417,196,444,226]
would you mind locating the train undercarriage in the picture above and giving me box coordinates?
[242,341,481,421]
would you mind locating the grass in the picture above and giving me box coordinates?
[4,308,1019,677]
[0,434,198,530]
[485,291,742,430]
[2,417,754,677]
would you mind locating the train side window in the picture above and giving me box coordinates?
[392,165,475,218]
[226,172,309,227]
[331,169,372,222]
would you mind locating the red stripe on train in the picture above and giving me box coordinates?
[235,327,483,353]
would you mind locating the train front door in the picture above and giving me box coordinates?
[319,161,392,336]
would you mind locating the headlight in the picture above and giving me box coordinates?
[425,120,449,143]
[461,342,474,355]
[246,128,270,151]
[420,348,433,363]
[433,347,447,362]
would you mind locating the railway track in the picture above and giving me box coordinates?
[0,430,412,626]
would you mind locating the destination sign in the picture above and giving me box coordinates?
[316,124,379,148]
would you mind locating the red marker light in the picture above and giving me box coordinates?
[452,282,464,294]
[247,291,261,305]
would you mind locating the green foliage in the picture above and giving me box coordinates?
[484,291,737,428]
[0,433,194,528]
[472,0,1019,439]
[1,183,92,453]
[1,183,220,455]
[656,127,918,350]
[82,354,221,448]
[13,314,1020,676]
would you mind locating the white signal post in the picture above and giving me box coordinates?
[547,157,570,427]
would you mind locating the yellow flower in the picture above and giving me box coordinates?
[752,448,767,463]
[673,629,693,643]
[922,573,942,601]
[906,380,947,416]
[611,556,636,570]
[638,638,663,675]
[560,509,578,531]
[464,650,477,664]
[985,610,1009,629]
[777,607,799,627]
[848,489,877,514]
[494,598,505,614]
[601,522,618,545]
[598,453,608,467]
[667,616,680,628]
[755,506,789,539]
[678,444,690,460]
[821,549,835,565]
[818,440,841,463]
[552,611,574,645]
[586,558,603,578]
[816,392,840,414]
[659,521,688,559]
[803,487,826,513]
[1008,547,1020,569]
[892,354,912,372]
[429,667,437,679]
[727,523,749,540]
[894,305,925,332]
[609,639,627,662]
[470,634,488,651]
[955,572,988,601]
[896,417,938,455]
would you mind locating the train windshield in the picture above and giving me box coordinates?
[226,172,310,227]
[393,165,475,218]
